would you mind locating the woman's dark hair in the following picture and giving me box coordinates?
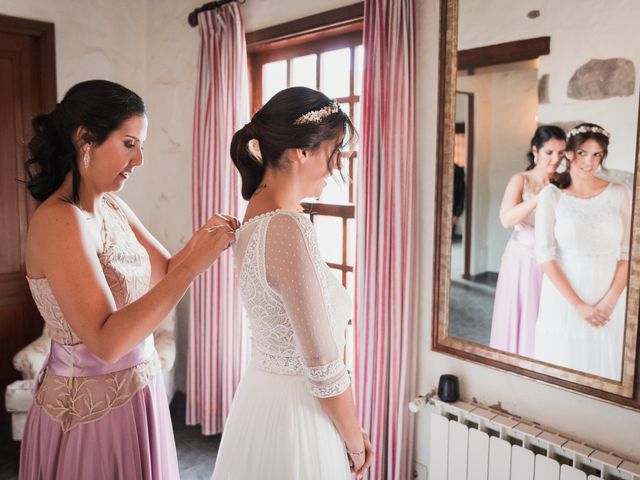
[551,122,610,189]
[25,79,146,203]
[525,125,566,171]
[230,86,356,200]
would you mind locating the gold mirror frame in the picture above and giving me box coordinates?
[432,0,640,409]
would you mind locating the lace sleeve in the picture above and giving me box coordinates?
[264,213,350,398]
[535,185,559,264]
[617,184,632,261]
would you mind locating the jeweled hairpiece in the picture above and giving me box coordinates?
[567,125,610,139]
[293,99,340,125]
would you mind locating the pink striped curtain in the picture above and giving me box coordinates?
[354,0,418,478]
[187,4,249,435]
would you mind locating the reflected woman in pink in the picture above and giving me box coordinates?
[489,125,566,356]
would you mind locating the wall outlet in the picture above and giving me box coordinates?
[413,462,428,480]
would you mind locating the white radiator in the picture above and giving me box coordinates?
[425,398,640,480]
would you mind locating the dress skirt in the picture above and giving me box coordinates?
[534,254,625,380]
[212,364,351,480]
[19,374,178,480]
[490,231,543,357]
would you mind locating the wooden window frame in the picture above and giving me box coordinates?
[246,4,364,287]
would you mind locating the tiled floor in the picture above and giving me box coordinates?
[0,391,221,480]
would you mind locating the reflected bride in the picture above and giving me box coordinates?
[534,124,631,379]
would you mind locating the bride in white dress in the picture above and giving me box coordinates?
[212,87,373,479]
[534,123,631,380]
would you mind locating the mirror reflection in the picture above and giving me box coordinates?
[448,0,638,381]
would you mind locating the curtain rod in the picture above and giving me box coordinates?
[187,0,246,27]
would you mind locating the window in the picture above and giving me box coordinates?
[247,8,364,368]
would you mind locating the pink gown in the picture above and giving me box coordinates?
[489,180,543,357]
[19,194,179,480]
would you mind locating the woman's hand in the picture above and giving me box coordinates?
[574,301,608,327]
[347,430,374,479]
[594,299,615,324]
[205,213,240,232]
[184,219,236,275]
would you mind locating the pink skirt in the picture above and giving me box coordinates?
[19,374,178,480]
[489,231,543,357]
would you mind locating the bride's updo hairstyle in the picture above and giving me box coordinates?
[230,86,356,200]
[552,122,610,189]
[25,80,146,203]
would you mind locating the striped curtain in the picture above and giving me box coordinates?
[187,4,249,435]
[354,0,418,478]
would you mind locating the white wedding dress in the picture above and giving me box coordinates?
[212,210,352,480]
[534,183,631,380]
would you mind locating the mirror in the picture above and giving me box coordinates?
[434,0,640,407]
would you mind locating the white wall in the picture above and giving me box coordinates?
[459,0,640,171]
[415,0,640,469]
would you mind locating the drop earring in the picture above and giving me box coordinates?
[83,147,91,170]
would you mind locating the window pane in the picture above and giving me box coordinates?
[350,156,358,203]
[339,102,351,119]
[313,216,343,264]
[353,101,361,131]
[320,48,351,98]
[347,218,356,266]
[354,46,364,96]
[353,101,361,150]
[262,60,287,103]
[291,54,317,89]
[320,170,349,204]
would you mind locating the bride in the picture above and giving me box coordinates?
[534,123,631,379]
[211,87,374,479]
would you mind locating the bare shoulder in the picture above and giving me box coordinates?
[26,198,98,276]
[29,198,86,238]
[509,172,527,189]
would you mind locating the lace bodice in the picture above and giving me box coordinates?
[234,210,352,398]
[25,194,158,432]
[535,183,632,263]
[27,194,151,345]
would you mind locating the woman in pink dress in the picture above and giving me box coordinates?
[489,125,566,356]
[19,80,236,480]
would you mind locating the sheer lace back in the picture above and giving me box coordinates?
[234,211,352,398]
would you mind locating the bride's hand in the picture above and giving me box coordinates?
[575,302,608,327]
[354,431,374,478]
[347,431,374,478]
[594,299,615,324]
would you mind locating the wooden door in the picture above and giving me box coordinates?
[0,14,56,418]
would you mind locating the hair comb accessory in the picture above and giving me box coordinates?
[567,125,610,139]
[293,99,340,125]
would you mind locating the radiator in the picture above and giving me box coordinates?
[425,397,640,480]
